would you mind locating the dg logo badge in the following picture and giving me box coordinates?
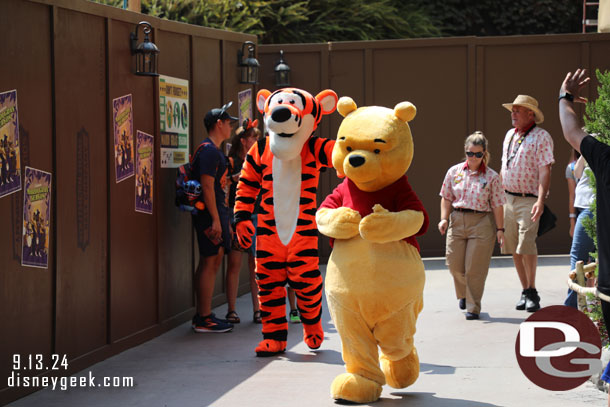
[515,305,602,391]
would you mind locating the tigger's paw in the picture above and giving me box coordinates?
[303,322,324,350]
[380,347,420,388]
[255,339,286,357]
[331,373,382,403]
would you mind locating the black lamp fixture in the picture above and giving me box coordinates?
[238,41,259,84]
[130,21,159,76]
[274,50,291,87]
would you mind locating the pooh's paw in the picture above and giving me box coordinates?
[255,340,286,357]
[330,373,382,404]
[316,207,361,239]
[359,210,397,243]
[380,348,420,389]
[372,204,389,213]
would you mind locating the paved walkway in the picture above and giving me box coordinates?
[8,255,608,407]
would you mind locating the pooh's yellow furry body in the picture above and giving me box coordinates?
[317,97,428,403]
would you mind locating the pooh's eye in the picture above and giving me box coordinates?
[346,146,352,152]
[374,149,380,154]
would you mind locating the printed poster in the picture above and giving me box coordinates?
[159,75,189,168]
[112,94,134,183]
[238,88,252,126]
[0,89,22,198]
[135,130,154,214]
[22,167,52,269]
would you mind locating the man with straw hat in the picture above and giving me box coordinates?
[500,94,554,312]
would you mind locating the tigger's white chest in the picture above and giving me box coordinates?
[272,156,301,245]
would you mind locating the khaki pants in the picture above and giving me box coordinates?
[501,194,539,255]
[446,211,495,314]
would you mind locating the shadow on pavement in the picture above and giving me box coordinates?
[420,363,456,375]
[387,392,501,406]
[482,315,525,325]
[283,349,344,365]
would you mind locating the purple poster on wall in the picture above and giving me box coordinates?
[21,167,52,269]
[135,130,153,214]
[0,89,22,198]
[112,94,134,183]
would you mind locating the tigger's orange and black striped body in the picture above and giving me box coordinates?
[234,88,338,356]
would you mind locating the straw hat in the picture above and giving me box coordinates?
[502,94,544,124]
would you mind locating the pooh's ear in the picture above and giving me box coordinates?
[394,102,416,122]
[337,97,357,117]
[256,89,271,114]
[315,90,338,116]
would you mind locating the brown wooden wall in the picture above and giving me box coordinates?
[258,34,610,261]
[0,0,255,404]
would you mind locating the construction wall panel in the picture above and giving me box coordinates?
[155,29,192,322]
[54,7,109,359]
[107,19,157,343]
[0,0,54,399]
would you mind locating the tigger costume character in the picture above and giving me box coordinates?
[234,87,338,357]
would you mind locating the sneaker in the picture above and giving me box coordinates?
[526,289,541,312]
[465,312,479,320]
[458,298,466,310]
[516,289,529,310]
[193,313,233,333]
[289,309,301,324]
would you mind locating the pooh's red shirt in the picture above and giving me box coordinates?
[319,176,428,252]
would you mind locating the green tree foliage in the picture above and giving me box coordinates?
[283,0,440,43]
[93,0,439,43]
[412,0,581,37]
[585,70,610,143]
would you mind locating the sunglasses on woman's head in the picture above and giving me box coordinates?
[466,151,484,158]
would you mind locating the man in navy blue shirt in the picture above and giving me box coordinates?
[191,102,237,333]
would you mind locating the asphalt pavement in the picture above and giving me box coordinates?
[8,255,608,407]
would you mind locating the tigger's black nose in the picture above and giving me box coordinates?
[349,155,365,168]
[271,106,292,123]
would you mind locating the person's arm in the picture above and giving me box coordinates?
[574,155,586,179]
[559,69,591,153]
[438,198,452,235]
[567,176,576,237]
[200,174,221,239]
[492,205,504,247]
[531,164,551,222]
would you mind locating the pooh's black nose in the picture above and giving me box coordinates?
[349,155,365,168]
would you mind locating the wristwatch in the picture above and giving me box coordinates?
[559,92,574,102]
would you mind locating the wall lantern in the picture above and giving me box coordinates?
[274,50,291,87]
[238,41,259,84]
[129,21,159,76]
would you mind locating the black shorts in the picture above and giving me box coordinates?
[193,206,231,257]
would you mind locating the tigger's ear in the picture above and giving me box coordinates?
[257,90,271,114]
[315,90,338,116]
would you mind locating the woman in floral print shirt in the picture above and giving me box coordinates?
[439,132,506,320]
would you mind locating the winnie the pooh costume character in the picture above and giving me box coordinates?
[316,97,428,403]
